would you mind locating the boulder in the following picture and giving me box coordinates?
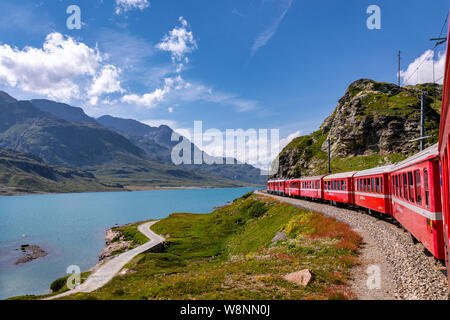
[271,231,287,244]
[283,269,313,287]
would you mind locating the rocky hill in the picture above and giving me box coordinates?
[0,148,120,195]
[271,79,442,178]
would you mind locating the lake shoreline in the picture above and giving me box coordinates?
[0,184,263,197]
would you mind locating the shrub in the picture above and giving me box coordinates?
[50,276,68,293]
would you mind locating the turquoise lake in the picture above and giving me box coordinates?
[0,187,258,299]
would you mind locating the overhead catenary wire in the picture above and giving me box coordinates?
[403,13,448,86]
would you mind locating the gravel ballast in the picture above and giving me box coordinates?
[256,190,448,300]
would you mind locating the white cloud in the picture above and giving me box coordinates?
[120,75,187,108]
[88,65,125,105]
[171,81,258,112]
[400,49,446,85]
[115,0,150,15]
[251,0,292,57]
[156,17,197,64]
[0,32,107,102]
[168,106,173,113]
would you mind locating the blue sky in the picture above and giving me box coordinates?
[0,0,448,146]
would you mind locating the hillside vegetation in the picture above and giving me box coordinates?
[0,149,120,195]
[58,193,361,300]
[271,79,442,178]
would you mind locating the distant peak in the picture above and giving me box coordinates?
[0,91,18,104]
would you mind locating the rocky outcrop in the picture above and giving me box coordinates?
[271,79,442,178]
[15,244,48,265]
[283,269,313,287]
[98,228,133,261]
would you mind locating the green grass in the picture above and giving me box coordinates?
[57,193,362,300]
[113,223,150,247]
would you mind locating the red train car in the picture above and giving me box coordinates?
[323,172,355,204]
[267,180,283,195]
[287,179,301,197]
[267,180,275,194]
[438,16,450,286]
[354,166,392,215]
[390,144,445,259]
[299,175,325,199]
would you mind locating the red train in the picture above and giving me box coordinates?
[439,16,450,291]
[269,13,450,291]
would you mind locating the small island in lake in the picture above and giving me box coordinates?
[14,244,48,265]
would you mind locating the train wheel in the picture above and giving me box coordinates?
[409,232,419,245]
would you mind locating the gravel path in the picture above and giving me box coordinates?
[44,221,165,300]
[256,191,448,300]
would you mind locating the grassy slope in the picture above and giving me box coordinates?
[92,159,258,189]
[60,193,361,300]
[0,149,120,195]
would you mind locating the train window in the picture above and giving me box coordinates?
[376,178,380,193]
[414,170,422,205]
[381,177,383,193]
[395,175,399,196]
[408,172,414,202]
[370,178,374,193]
[402,173,407,200]
[424,169,429,208]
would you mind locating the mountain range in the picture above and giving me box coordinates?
[0,91,265,194]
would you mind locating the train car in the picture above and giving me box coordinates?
[323,172,355,204]
[276,180,286,196]
[267,180,275,194]
[299,175,325,199]
[286,179,301,197]
[438,17,450,284]
[390,144,445,259]
[354,165,392,215]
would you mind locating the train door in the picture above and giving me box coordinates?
[444,146,450,273]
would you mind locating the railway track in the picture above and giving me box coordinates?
[256,190,448,300]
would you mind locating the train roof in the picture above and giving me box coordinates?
[323,172,357,179]
[391,144,438,172]
[354,165,394,177]
[298,175,327,181]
